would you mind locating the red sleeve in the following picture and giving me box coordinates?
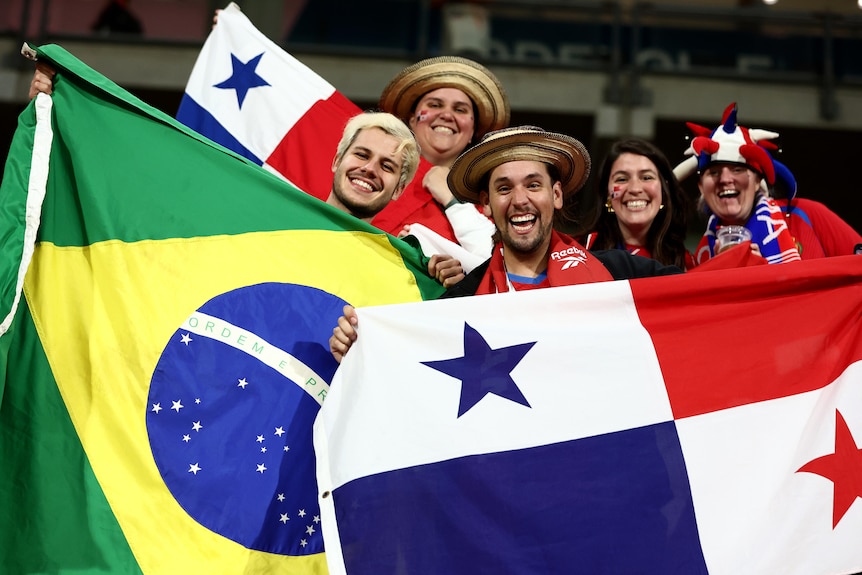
[792,198,862,257]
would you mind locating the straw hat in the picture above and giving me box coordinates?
[378,56,510,139]
[447,126,591,204]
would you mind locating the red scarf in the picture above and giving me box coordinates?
[370,159,458,242]
[476,231,614,294]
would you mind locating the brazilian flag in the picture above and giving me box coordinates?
[0,44,443,574]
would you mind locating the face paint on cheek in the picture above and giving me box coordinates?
[610,185,622,200]
[416,111,430,124]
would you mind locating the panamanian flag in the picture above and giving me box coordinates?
[315,256,862,575]
[176,2,359,200]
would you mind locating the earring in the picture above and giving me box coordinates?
[605,198,614,213]
[659,204,665,210]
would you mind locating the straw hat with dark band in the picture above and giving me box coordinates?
[378,56,510,139]
[447,126,591,204]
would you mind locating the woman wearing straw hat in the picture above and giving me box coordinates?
[371,56,510,258]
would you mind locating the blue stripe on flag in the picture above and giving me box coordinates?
[331,421,709,574]
[176,94,263,165]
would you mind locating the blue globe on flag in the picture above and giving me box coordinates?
[146,282,347,555]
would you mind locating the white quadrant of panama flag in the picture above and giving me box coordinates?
[314,261,862,575]
[177,2,359,199]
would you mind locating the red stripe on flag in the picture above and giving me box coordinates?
[265,91,361,201]
[631,256,862,419]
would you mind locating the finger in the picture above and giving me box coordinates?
[330,327,347,347]
[335,317,356,342]
[438,260,462,275]
[328,336,345,364]
[34,62,56,78]
[343,304,358,326]
[440,265,463,280]
[427,255,441,277]
[442,272,465,288]
[437,269,462,287]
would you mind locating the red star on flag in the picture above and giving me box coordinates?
[797,409,862,528]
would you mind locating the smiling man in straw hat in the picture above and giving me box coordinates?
[371,56,510,258]
[330,126,681,362]
[440,126,682,297]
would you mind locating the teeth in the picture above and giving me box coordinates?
[718,190,738,198]
[432,126,454,134]
[510,214,535,224]
[351,179,373,191]
[625,200,647,209]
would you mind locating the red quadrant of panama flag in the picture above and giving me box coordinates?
[264,91,359,198]
[631,256,862,419]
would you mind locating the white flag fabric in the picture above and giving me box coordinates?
[315,256,862,575]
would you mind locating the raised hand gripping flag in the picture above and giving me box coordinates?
[0,43,441,574]
[315,258,862,575]
[177,2,360,200]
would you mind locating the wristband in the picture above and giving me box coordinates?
[444,197,460,210]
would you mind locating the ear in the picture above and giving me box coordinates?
[552,181,563,210]
[479,190,491,213]
[331,154,339,173]
[391,183,406,202]
[408,114,418,131]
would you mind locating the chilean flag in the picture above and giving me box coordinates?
[177,2,359,200]
[314,256,862,574]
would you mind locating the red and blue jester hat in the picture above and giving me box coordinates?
[673,102,797,200]
[674,103,802,265]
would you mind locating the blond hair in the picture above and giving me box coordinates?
[334,112,420,190]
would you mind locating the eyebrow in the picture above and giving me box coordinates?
[612,169,657,177]
[492,172,545,186]
[352,145,401,168]
[422,96,471,108]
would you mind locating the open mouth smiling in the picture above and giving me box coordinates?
[510,213,536,231]
[350,178,377,193]
[432,125,455,135]
[718,189,740,199]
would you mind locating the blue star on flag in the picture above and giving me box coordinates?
[422,323,535,417]
[214,53,270,108]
